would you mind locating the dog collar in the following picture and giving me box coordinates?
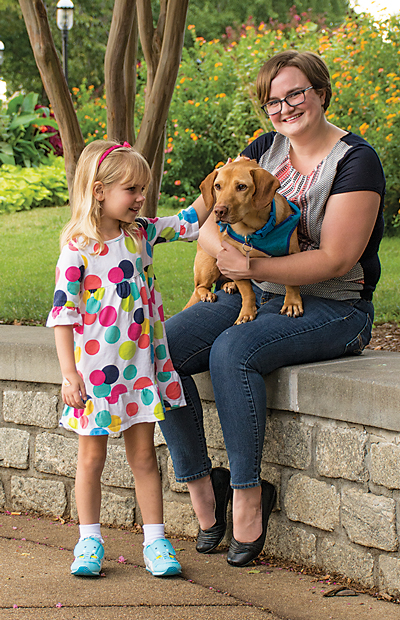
[218,199,301,257]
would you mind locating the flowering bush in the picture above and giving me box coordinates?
[72,13,400,231]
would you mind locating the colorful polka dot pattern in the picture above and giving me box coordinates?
[47,208,199,435]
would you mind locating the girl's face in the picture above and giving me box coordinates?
[267,66,326,139]
[94,177,146,237]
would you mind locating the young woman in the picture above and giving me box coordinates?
[159,50,385,567]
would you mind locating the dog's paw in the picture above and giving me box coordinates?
[234,309,257,324]
[280,303,304,318]
[200,292,218,303]
[222,282,238,295]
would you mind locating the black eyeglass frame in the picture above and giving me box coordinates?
[261,86,314,117]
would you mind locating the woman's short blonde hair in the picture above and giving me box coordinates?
[60,140,151,252]
[256,50,332,112]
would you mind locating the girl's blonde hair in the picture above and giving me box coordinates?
[60,140,151,252]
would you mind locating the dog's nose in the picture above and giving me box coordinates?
[214,205,228,220]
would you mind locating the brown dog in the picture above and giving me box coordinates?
[184,158,303,324]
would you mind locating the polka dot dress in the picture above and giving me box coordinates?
[47,207,199,436]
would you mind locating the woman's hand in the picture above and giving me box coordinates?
[61,372,87,409]
[216,240,251,280]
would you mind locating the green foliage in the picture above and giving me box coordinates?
[184,0,349,45]
[71,80,108,142]
[0,156,68,215]
[0,92,59,167]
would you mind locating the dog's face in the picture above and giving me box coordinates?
[199,158,281,227]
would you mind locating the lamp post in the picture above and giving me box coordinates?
[56,0,74,87]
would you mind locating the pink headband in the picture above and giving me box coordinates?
[97,141,132,169]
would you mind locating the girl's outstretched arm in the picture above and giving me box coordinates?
[54,325,87,409]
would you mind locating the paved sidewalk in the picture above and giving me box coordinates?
[0,512,399,620]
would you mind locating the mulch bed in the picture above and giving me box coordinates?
[366,322,400,352]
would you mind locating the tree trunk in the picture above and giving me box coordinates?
[18,0,85,196]
[142,127,166,217]
[136,0,188,215]
[135,0,189,165]
[104,0,138,144]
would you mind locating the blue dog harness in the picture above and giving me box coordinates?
[218,198,301,257]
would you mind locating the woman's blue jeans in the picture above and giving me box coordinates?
[159,285,374,489]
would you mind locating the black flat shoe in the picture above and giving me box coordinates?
[227,480,276,567]
[196,467,232,553]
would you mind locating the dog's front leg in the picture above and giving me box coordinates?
[183,246,221,309]
[233,280,258,324]
[280,285,303,317]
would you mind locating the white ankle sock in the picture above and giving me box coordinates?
[79,523,104,543]
[143,523,165,547]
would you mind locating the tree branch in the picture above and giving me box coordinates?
[105,0,137,142]
[18,0,84,195]
[135,0,189,164]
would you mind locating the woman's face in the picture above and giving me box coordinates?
[267,66,326,138]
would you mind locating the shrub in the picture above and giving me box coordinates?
[0,155,68,214]
[0,92,60,167]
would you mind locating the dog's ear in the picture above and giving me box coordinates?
[251,168,281,210]
[199,170,218,210]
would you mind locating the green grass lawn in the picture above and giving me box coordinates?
[1,205,399,325]
[0,205,197,324]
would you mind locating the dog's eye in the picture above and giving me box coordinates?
[237,184,247,191]
[214,183,221,191]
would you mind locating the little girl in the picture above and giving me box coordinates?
[47,140,210,577]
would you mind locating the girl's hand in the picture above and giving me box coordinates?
[216,240,251,280]
[61,372,87,409]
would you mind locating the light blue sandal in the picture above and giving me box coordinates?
[71,536,104,577]
[143,538,181,577]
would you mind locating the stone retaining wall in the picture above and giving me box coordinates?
[1,325,400,597]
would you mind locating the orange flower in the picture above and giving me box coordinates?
[174,180,181,186]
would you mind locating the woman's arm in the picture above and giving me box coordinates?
[190,194,214,228]
[216,190,381,285]
[54,325,87,409]
[197,208,222,256]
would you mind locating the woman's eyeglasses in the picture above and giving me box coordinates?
[261,86,314,117]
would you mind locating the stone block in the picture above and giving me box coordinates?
[264,414,311,469]
[35,432,78,478]
[71,487,135,527]
[101,443,135,489]
[0,479,5,509]
[260,462,281,510]
[154,423,166,447]
[341,487,397,551]
[370,443,400,489]
[319,539,374,587]
[164,500,198,537]
[284,474,339,531]
[316,425,367,481]
[167,456,188,493]
[265,514,317,565]
[378,555,400,598]
[0,428,29,469]
[203,402,225,450]
[11,475,66,516]
[3,390,59,428]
